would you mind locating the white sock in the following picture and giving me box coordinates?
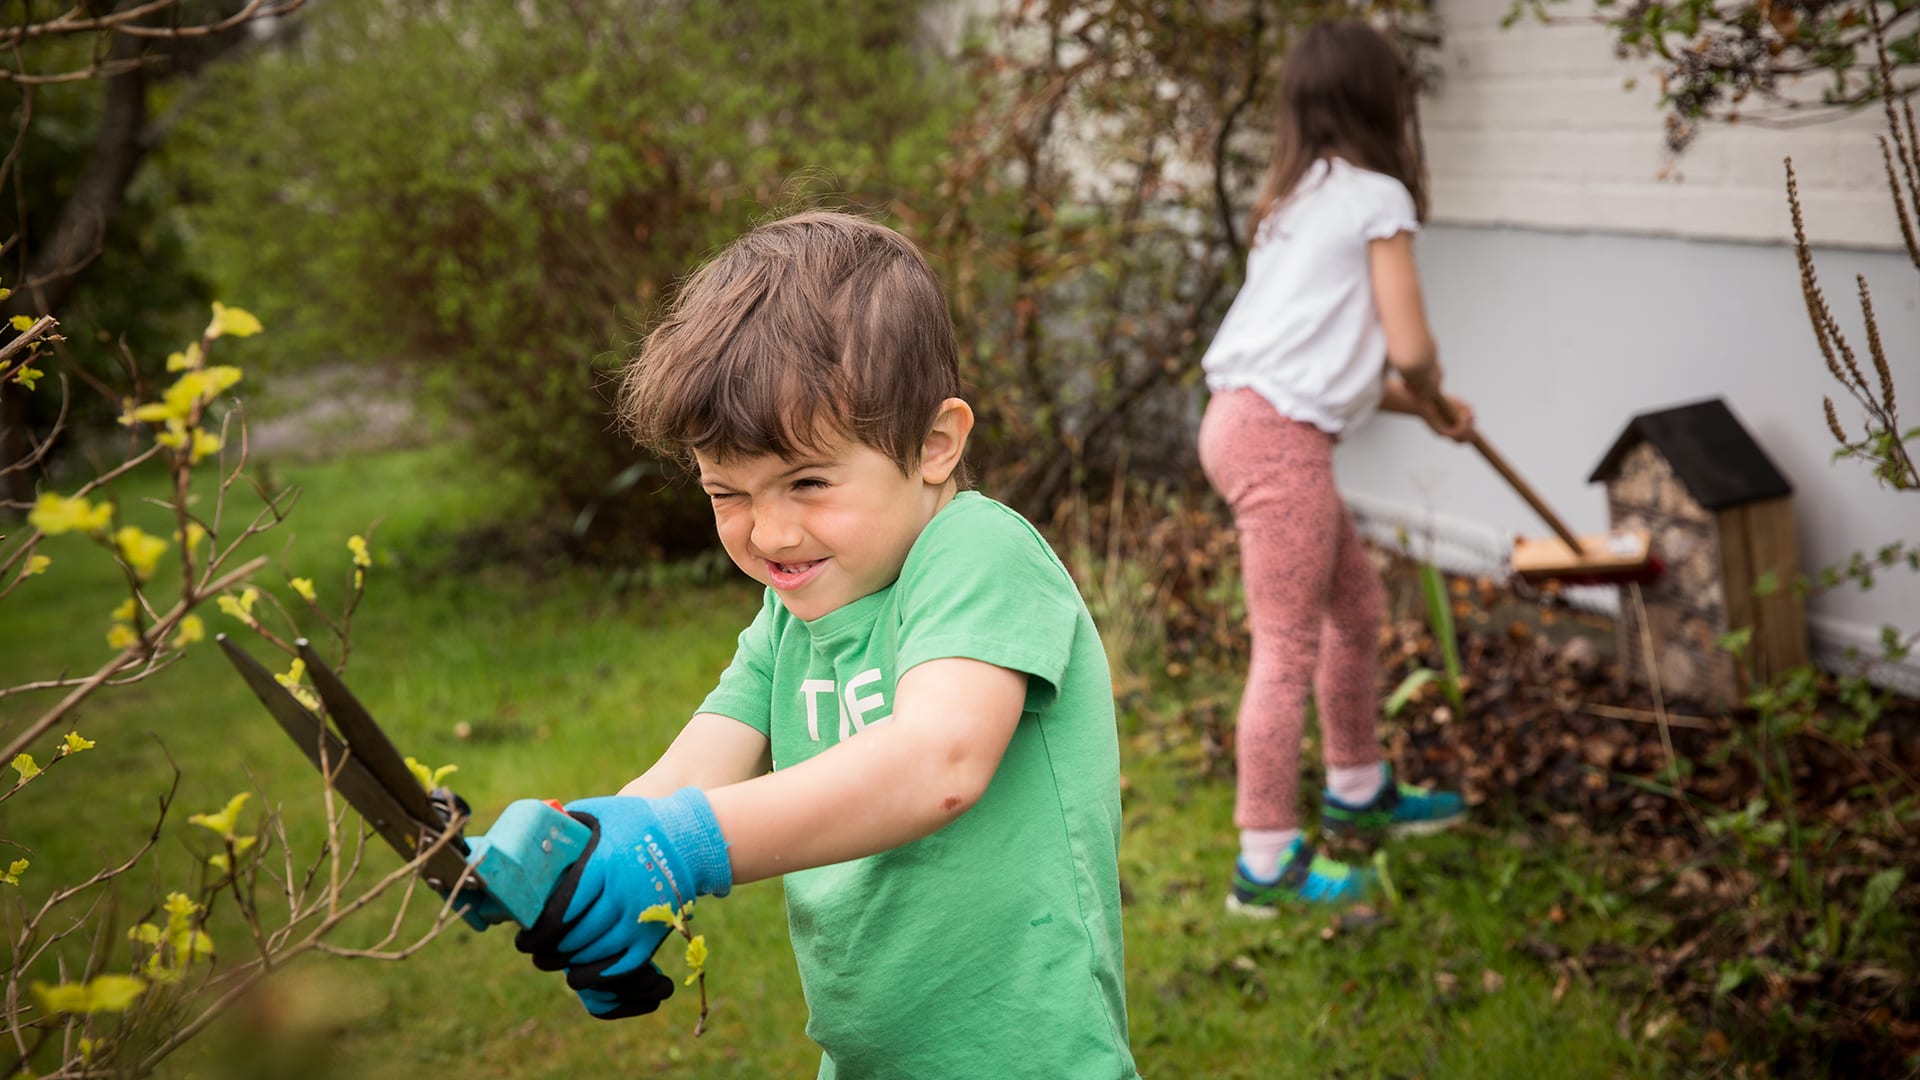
[1238,828,1301,883]
[1327,762,1387,807]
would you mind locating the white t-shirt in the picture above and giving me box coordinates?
[1201,157,1420,434]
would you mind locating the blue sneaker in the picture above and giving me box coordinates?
[1225,838,1371,917]
[1321,767,1464,838]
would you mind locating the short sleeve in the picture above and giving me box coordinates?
[1355,173,1420,242]
[695,590,780,735]
[891,499,1080,710]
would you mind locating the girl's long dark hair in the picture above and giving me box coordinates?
[1248,20,1428,236]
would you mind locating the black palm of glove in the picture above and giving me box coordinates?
[512,812,676,1020]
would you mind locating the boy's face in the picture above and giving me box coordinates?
[695,409,968,621]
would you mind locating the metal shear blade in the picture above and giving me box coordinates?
[217,634,474,892]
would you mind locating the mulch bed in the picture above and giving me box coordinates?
[1375,561,1920,1076]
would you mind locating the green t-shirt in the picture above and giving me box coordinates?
[699,492,1136,1080]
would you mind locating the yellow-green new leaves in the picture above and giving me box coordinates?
[217,586,260,624]
[175,522,207,559]
[108,598,143,650]
[206,302,263,340]
[127,366,243,426]
[682,934,709,987]
[274,657,319,710]
[191,793,259,873]
[8,314,33,332]
[403,757,457,792]
[188,793,251,840]
[128,893,214,983]
[112,526,168,581]
[1,858,28,885]
[32,975,148,1016]
[639,901,710,986]
[8,733,93,786]
[348,534,372,588]
[10,363,41,390]
[289,576,317,602]
[28,492,114,536]
[21,553,50,576]
[154,423,223,465]
[174,615,206,648]
[166,343,202,372]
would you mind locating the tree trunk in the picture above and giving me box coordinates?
[1,29,150,507]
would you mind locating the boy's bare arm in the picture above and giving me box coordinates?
[704,657,1027,884]
[617,712,772,798]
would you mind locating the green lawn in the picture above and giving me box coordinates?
[2,444,1670,1078]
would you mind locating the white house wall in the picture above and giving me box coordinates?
[1335,0,1920,690]
[1423,0,1903,248]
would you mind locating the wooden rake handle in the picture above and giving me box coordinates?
[1423,389,1587,554]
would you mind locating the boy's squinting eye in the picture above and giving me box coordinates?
[792,477,830,491]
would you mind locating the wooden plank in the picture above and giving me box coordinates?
[1716,504,1756,647]
[1747,498,1809,680]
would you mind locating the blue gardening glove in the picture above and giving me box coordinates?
[566,954,679,1020]
[513,826,676,1019]
[513,788,731,1017]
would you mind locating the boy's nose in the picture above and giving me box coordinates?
[749,503,804,555]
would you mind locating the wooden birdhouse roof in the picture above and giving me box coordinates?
[1588,397,1792,509]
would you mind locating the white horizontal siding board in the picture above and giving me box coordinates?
[1423,0,1907,248]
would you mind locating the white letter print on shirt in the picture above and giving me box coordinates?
[798,670,892,743]
[800,678,838,742]
[841,668,889,739]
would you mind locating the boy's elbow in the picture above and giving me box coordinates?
[926,740,998,823]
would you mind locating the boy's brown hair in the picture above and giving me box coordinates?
[618,210,964,475]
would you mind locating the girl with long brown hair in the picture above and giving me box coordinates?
[1199,19,1472,915]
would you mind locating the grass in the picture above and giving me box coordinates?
[2,443,1672,1078]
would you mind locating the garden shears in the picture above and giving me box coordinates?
[217,635,591,932]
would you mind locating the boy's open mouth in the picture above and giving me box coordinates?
[767,558,826,590]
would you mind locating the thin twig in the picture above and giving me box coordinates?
[1579,702,1721,731]
[1629,583,1705,834]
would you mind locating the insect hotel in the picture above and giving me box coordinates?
[1588,398,1809,707]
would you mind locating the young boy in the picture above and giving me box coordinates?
[513,210,1139,1079]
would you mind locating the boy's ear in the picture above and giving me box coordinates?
[919,397,974,485]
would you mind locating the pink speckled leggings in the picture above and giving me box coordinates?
[1199,389,1384,831]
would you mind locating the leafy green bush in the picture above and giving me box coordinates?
[170,0,957,558]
